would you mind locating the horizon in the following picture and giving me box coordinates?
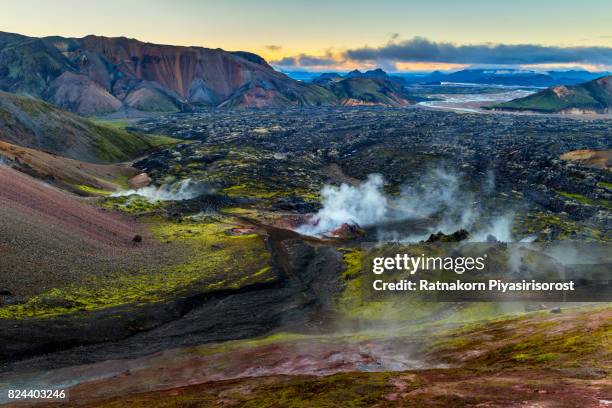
[3,29,611,76]
[2,0,612,73]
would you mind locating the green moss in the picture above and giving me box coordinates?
[76,184,112,196]
[223,184,280,199]
[0,219,272,319]
[557,190,595,205]
[597,181,612,190]
[144,133,183,147]
[518,211,609,241]
[86,123,152,163]
[88,119,132,130]
[534,352,560,362]
[100,196,164,214]
[556,190,612,209]
[11,94,55,115]
[94,371,403,408]
[335,249,365,314]
[341,249,364,280]
[433,306,611,370]
[237,372,397,408]
[511,353,531,362]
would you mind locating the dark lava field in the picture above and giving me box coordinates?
[133,107,612,241]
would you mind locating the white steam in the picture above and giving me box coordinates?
[298,170,520,243]
[297,174,388,235]
[397,168,478,230]
[470,214,515,243]
[111,178,208,202]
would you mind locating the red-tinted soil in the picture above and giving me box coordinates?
[0,165,156,297]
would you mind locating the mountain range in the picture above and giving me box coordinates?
[491,76,612,113]
[411,69,608,87]
[290,68,609,88]
[0,32,413,114]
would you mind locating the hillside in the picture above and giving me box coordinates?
[0,32,340,113]
[312,69,413,106]
[0,91,161,163]
[491,76,612,113]
[329,77,411,106]
[0,140,140,194]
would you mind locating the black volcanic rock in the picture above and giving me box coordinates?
[425,229,470,243]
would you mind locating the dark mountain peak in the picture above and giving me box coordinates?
[318,72,342,79]
[363,68,388,78]
[0,31,28,47]
[311,72,343,85]
[345,68,389,79]
[230,51,272,68]
[594,75,612,86]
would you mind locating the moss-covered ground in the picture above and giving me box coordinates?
[0,216,273,319]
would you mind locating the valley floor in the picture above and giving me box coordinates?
[2,306,610,407]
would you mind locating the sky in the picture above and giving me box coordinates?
[2,0,612,72]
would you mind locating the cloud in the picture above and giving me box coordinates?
[345,37,612,66]
[265,44,282,51]
[272,53,337,68]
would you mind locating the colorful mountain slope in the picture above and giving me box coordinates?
[0,32,417,112]
[0,32,338,112]
[0,140,140,194]
[0,91,159,163]
[0,165,150,299]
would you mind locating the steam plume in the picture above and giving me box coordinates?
[298,170,519,242]
[111,178,209,202]
[297,174,388,235]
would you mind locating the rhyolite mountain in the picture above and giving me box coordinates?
[0,91,161,162]
[491,76,612,113]
[0,32,414,113]
[0,32,337,113]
